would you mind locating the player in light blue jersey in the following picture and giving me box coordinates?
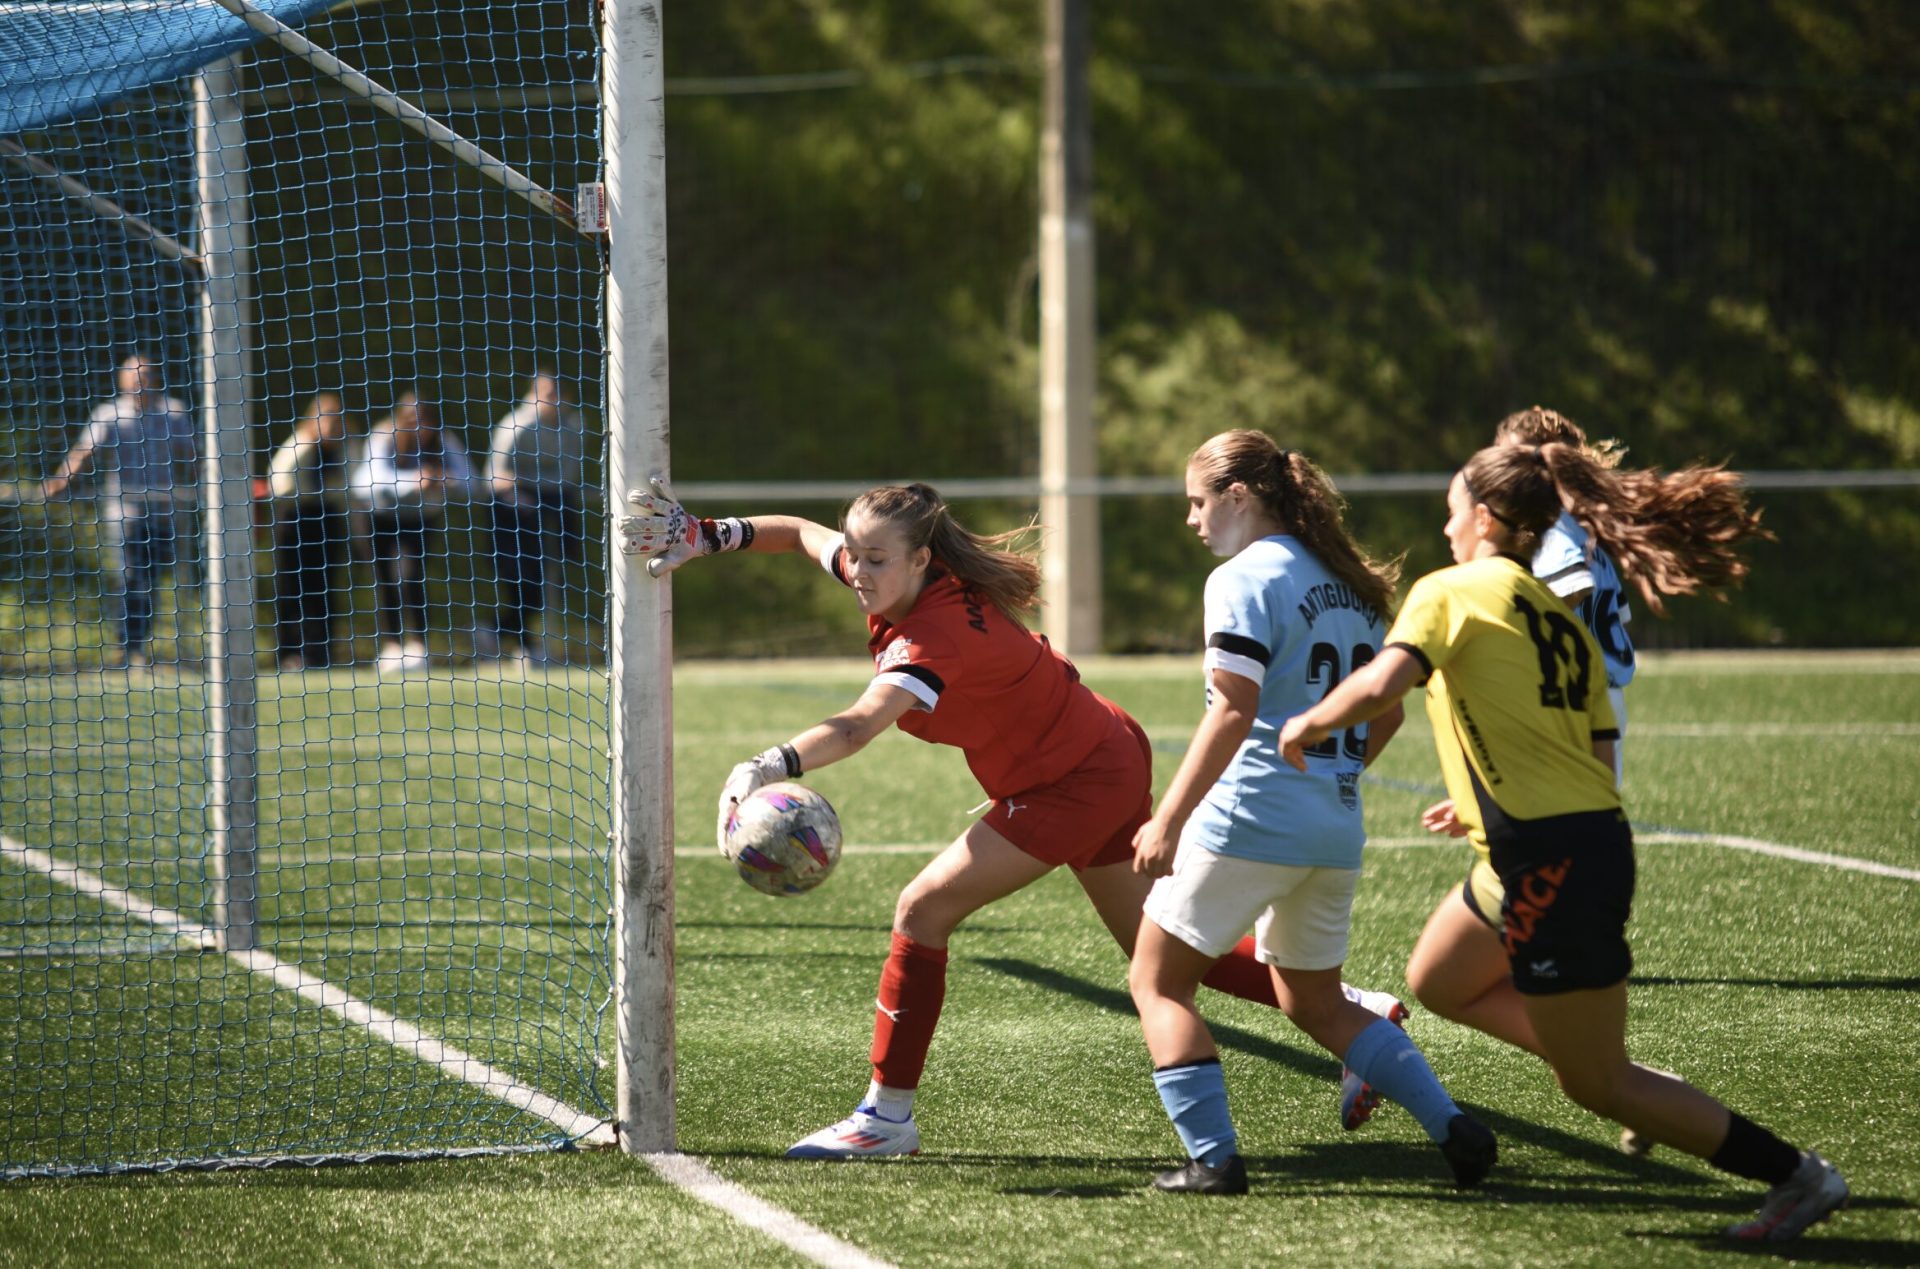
[1499,408,1635,777]
[1128,430,1496,1195]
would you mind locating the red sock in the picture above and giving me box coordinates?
[870,932,949,1089]
[1200,936,1280,1008]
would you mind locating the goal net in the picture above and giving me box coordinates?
[1,0,615,1176]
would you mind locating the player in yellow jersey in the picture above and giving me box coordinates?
[1275,441,1847,1243]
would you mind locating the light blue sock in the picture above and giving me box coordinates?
[1151,1059,1238,1167]
[1343,1017,1461,1143]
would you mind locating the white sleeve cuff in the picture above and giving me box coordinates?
[1203,647,1266,684]
[819,533,848,584]
[1541,566,1594,599]
[874,670,939,711]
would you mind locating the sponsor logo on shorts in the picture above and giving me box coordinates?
[1502,857,1572,956]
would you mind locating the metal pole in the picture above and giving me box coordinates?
[194,62,261,952]
[205,0,581,232]
[0,139,208,275]
[604,0,676,1154]
[1039,0,1101,654]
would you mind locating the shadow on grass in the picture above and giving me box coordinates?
[974,955,1712,1186]
[1624,1224,1920,1267]
[1630,975,1920,992]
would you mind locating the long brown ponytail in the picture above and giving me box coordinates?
[1459,442,1770,615]
[845,483,1043,621]
[1188,429,1400,621]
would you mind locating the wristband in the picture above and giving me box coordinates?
[702,516,754,554]
[778,742,803,778]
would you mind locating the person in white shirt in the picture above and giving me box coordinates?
[482,371,587,663]
[348,389,471,671]
[41,353,197,667]
[265,393,353,670]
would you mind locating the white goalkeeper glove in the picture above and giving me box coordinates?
[617,475,754,577]
[717,743,804,844]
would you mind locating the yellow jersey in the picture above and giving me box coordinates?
[1385,555,1620,861]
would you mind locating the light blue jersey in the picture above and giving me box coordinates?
[1533,511,1636,688]
[1186,536,1386,869]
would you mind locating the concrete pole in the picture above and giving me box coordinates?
[1039,0,1100,654]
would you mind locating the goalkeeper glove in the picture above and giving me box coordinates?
[618,475,754,577]
[717,743,803,844]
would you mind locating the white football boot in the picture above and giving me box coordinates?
[1339,987,1411,1131]
[1726,1151,1849,1242]
[785,1107,921,1160]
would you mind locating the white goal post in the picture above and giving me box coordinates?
[603,0,677,1155]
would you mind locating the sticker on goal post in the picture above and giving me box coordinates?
[575,182,609,234]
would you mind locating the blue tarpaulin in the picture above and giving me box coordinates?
[1,0,341,136]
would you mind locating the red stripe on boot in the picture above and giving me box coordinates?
[1200,935,1280,1008]
[870,932,949,1089]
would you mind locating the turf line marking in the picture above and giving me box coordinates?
[642,1153,899,1269]
[2,834,900,1268]
[1634,831,1920,881]
[1369,831,1919,879]
[1628,722,1920,738]
[0,833,611,1145]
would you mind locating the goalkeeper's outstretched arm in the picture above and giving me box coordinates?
[619,477,847,577]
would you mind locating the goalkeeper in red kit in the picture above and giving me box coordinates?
[623,478,1376,1158]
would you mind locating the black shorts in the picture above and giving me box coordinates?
[1487,808,1635,996]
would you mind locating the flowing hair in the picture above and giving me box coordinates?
[1458,442,1770,615]
[1188,429,1400,621]
[1493,404,1625,468]
[845,483,1043,621]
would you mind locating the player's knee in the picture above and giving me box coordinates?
[892,883,957,944]
[1126,954,1167,1008]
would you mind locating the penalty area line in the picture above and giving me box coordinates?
[0,834,899,1268]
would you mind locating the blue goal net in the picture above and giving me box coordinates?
[1,0,614,1176]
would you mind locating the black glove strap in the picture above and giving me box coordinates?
[778,743,803,778]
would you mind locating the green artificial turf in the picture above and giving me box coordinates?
[1,652,1915,1265]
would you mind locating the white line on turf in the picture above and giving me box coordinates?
[0,833,899,1269]
[1368,833,1919,879]
[1634,831,1920,882]
[1626,722,1920,737]
[643,1152,899,1269]
[677,835,1920,879]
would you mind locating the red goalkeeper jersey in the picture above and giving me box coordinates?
[830,548,1125,798]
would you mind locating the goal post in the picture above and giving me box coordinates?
[602,0,678,1157]
[194,56,262,953]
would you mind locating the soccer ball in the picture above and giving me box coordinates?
[720,781,843,897]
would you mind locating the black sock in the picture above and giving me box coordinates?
[1708,1112,1801,1186]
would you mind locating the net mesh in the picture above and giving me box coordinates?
[1,0,611,1176]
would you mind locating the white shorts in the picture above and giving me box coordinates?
[1142,840,1358,971]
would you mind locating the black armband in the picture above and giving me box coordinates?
[778,742,803,778]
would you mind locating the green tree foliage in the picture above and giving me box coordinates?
[663,1,1920,650]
